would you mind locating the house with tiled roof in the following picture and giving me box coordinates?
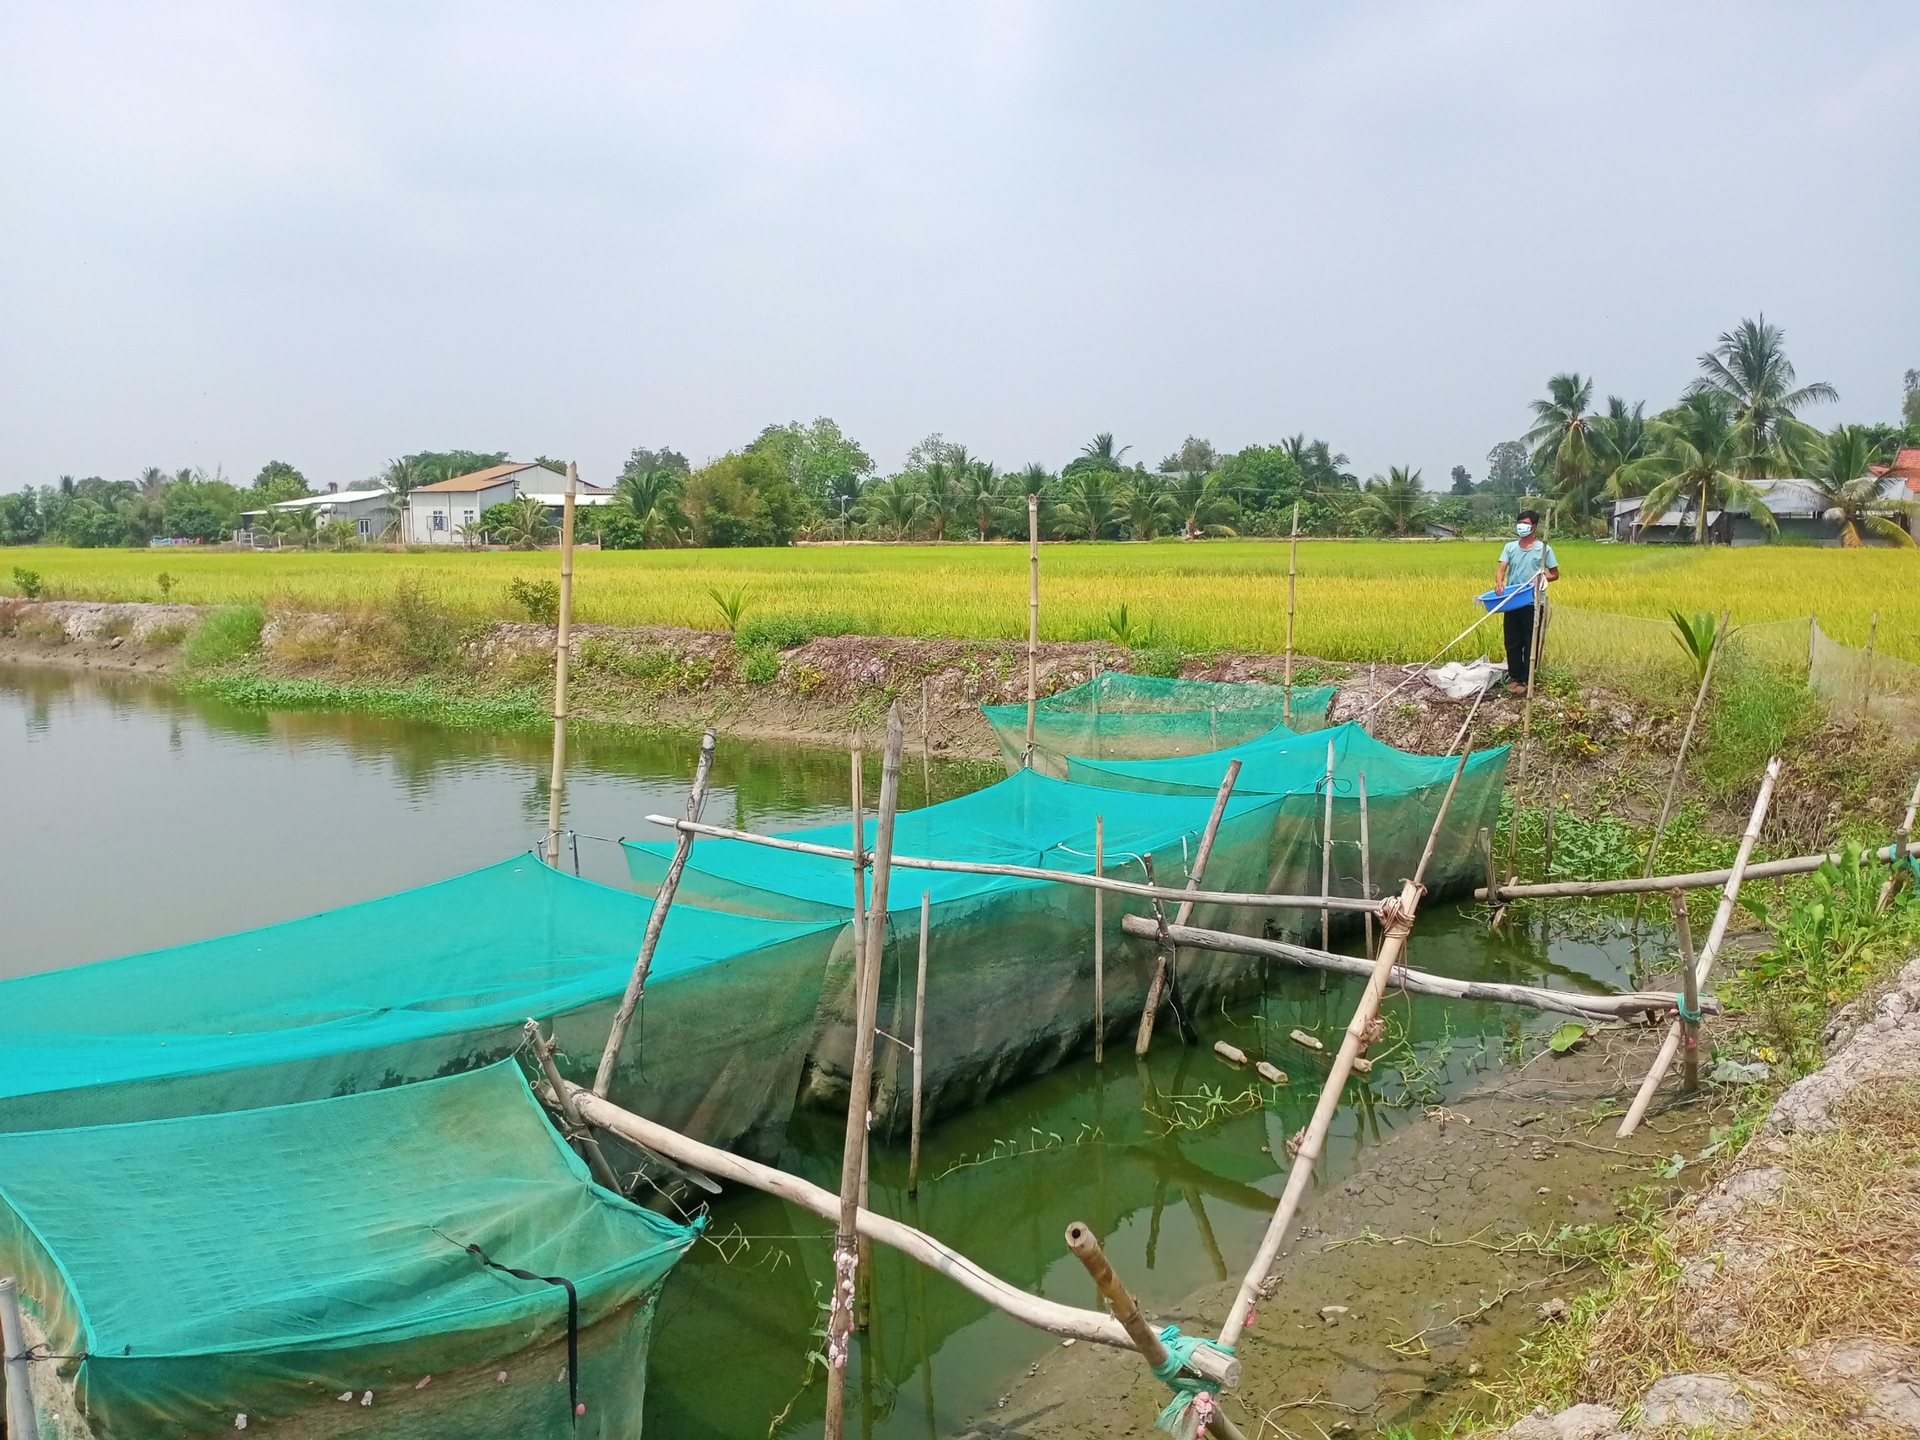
[403,462,612,544]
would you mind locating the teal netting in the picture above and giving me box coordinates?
[1066,722,1509,901]
[0,856,839,1154]
[0,1062,697,1440]
[981,672,1336,776]
[626,770,1289,1132]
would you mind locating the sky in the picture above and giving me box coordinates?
[3,2,1916,493]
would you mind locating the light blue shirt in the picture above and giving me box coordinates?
[1498,539,1557,591]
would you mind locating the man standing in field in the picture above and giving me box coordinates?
[1494,508,1558,695]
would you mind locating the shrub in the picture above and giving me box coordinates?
[182,605,265,667]
[735,614,813,652]
[1131,645,1185,679]
[156,572,174,599]
[741,648,781,684]
[145,622,190,648]
[11,567,43,599]
[507,577,560,625]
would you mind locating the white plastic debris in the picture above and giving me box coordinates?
[1425,658,1505,699]
[235,1416,247,1430]
[337,1392,353,1402]
[360,1391,374,1407]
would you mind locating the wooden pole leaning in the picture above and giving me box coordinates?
[1025,493,1040,769]
[1094,815,1106,1065]
[1358,771,1374,959]
[1137,760,1244,1057]
[1474,835,1920,903]
[525,1020,623,1192]
[1501,576,1547,886]
[1633,611,1730,933]
[1218,687,1485,1353]
[1876,774,1920,914]
[1283,501,1299,724]
[543,460,580,866]
[593,728,717,1098]
[1669,892,1700,1091]
[1617,756,1781,1138]
[851,740,867,957]
[2,1274,42,1440]
[908,890,930,1195]
[825,706,905,1440]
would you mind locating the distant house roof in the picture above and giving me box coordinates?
[1890,447,1920,494]
[410,463,612,495]
[265,487,394,512]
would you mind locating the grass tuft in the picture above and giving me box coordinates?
[181,605,264,667]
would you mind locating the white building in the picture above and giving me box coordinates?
[237,486,396,545]
[404,462,613,545]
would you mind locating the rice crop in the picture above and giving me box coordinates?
[9,540,1914,665]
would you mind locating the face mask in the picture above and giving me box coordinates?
[1515,522,1533,538]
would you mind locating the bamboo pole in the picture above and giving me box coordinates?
[1218,687,1484,1352]
[1862,609,1878,717]
[1501,577,1548,885]
[1319,738,1335,953]
[851,741,867,956]
[1875,774,1920,914]
[1617,756,1780,1138]
[1358,608,1499,721]
[1093,816,1106,1064]
[1283,502,1299,723]
[1025,493,1039,769]
[1633,611,1730,932]
[826,707,905,1439]
[2,1275,41,1440]
[1669,892,1700,1091]
[593,728,717,1097]
[525,1021,622,1192]
[563,1082,1135,1348]
[1808,613,1818,678]
[1120,915,1719,1018]
[920,676,932,800]
[1358,772,1374,959]
[1475,836,1920,902]
[645,816,1384,912]
[543,461,579,866]
[908,890,930,1195]
[1137,760,1244,1056]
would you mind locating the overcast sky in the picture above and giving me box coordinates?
[3,3,1915,492]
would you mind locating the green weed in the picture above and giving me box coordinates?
[181,605,264,667]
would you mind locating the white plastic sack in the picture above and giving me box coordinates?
[1425,657,1505,700]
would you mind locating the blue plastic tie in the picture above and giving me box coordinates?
[1148,1324,1235,1431]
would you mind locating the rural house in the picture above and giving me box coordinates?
[403,462,612,544]
[237,485,396,545]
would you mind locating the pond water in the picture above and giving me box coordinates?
[0,664,1649,1438]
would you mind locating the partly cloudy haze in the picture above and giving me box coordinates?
[3,2,1915,487]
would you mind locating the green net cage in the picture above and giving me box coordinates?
[1065,721,1509,907]
[626,770,1290,1134]
[0,857,840,1157]
[0,1061,697,1440]
[980,672,1336,776]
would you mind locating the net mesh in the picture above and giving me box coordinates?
[0,857,840,1155]
[1812,619,1920,732]
[0,1061,696,1440]
[980,672,1335,776]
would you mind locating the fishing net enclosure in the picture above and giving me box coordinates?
[626,770,1290,1133]
[1066,722,1509,909]
[1812,619,1920,731]
[981,672,1335,776]
[0,1062,697,1440]
[0,857,839,1156]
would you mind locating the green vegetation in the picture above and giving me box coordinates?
[505,576,560,624]
[181,605,264,667]
[184,674,548,731]
[11,566,41,598]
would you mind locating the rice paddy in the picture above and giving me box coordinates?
[11,539,1915,663]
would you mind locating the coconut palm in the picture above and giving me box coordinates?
[494,495,554,549]
[616,466,685,547]
[1051,469,1124,540]
[1805,426,1917,547]
[1355,467,1433,537]
[1617,391,1777,546]
[917,462,962,540]
[858,477,925,539]
[135,466,171,501]
[1687,315,1836,476]
[956,460,1002,541]
[1593,397,1650,498]
[1524,373,1601,526]
[1119,476,1177,540]
[1164,471,1238,538]
[1066,433,1129,476]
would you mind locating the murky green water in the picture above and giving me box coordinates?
[0,664,1646,1438]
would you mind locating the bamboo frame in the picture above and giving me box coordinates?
[1617,757,1780,1138]
[1025,493,1039,768]
[543,461,579,866]
[1475,837,1920,902]
[525,1020,621,1192]
[1093,815,1105,1065]
[851,741,867,956]
[1633,611,1730,932]
[1283,501,1298,723]
[593,729,717,1097]
[1137,760,1244,1056]
[1319,738,1334,952]
[1501,576,1548,884]
[908,891,930,1194]
[1669,891,1699,1091]
[1358,772,1375,957]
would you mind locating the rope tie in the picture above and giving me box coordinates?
[1675,994,1703,1025]
[1147,1325,1234,1431]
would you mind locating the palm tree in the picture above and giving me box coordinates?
[1687,315,1836,476]
[958,460,1001,541]
[1067,433,1129,476]
[1119,477,1176,540]
[495,494,554,549]
[1593,397,1650,499]
[1355,467,1433,537]
[135,466,170,501]
[616,467,684,547]
[1164,471,1238,538]
[1524,373,1600,526]
[858,477,925,539]
[1804,425,1917,547]
[1052,470,1123,539]
[917,462,960,540]
[1617,391,1777,546]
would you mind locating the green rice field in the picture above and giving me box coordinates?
[10,539,1916,663]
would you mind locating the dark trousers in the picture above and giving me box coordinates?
[1504,604,1537,687]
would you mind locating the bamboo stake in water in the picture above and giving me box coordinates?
[825,707,905,1440]
[1025,493,1039,769]
[1283,501,1299,723]
[1633,611,1730,933]
[1093,815,1106,1065]
[1876,774,1920,914]
[851,741,867,956]
[1358,771,1374,959]
[1218,687,1484,1352]
[1137,760,1244,1056]
[908,890,930,1194]
[2,1275,41,1440]
[594,728,716,1097]
[543,461,579,866]
[1668,892,1700,1091]
[1617,756,1780,1138]
[1319,738,1335,953]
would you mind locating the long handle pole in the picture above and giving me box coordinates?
[2,1276,41,1440]
[825,707,905,1440]
[544,461,579,865]
[594,728,716,1097]
[1633,611,1730,931]
[1025,493,1040,768]
[1137,759,1244,1056]
[1283,502,1298,723]
[1501,576,1547,884]
[1358,772,1374,959]
[1617,756,1780,1138]
[908,890,930,1194]
[851,742,867,957]
[1319,738,1335,953]
[1093,816,1106,1064]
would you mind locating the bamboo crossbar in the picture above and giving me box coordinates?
[642,816,1383,912]
[1474,838,1920,903]
[1117,915,1721,1019]
[560,1083,1135,1349]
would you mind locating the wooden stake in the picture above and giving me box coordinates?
[1808,613,1818,679]
[594,728,716,1097]
[825,707,905,1439]
[1218,689,1484,1351]
[1669,891,1700,1091]
[1137,760,1244,1056]
[1479,826,1496,908]
[908,890,930,1194]
[1862,608,1878,717]
[1633,611,1730,932]
[1283,501,1299,723]
[1093,815,1106,1065]
[526,1020,622,1192]
[2,1275,41,1440]
[851,741,867,957]
[920,675,932,800]
[1358,771,1374,959]
[1025,493,1039,769]
[1475,835,1920,902]
[1502,577,1548,884]
[1617,756,1780,1138]
[543,461,579,866]
[1876,774,1920,914]
[1319,738,1335,953]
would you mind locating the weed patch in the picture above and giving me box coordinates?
[182,606,265,667]
[185,674,547,730]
